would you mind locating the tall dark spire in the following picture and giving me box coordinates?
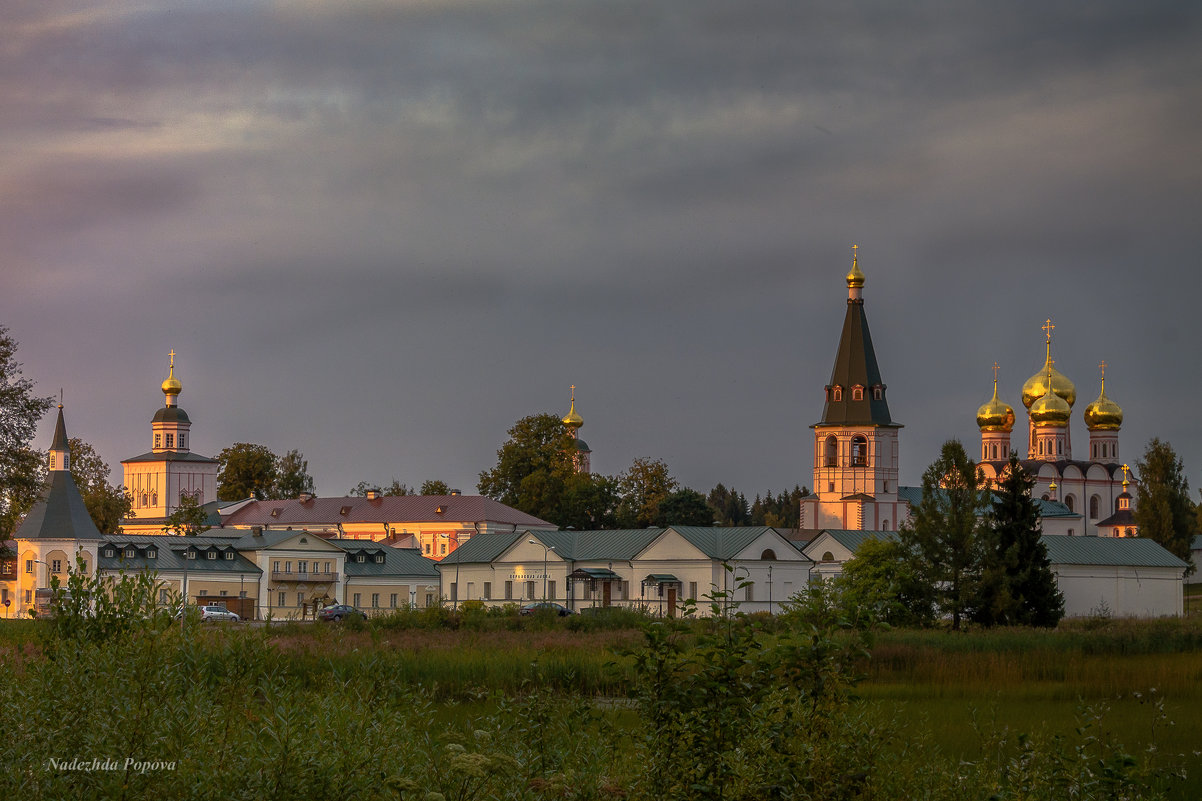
[15,403,104,540]
[816,253,899,428]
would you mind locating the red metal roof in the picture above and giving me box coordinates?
[220,495,553,528]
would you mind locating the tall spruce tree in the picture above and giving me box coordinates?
[898,440,988,630]
[974,455,1063,627]
[1134,438,1197,574]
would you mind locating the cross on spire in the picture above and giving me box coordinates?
[569,384,576,401]
[992,361,1000,382]
[169,349,176,367]
[1042,318,1055,342]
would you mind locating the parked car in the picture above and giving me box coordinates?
[199,605,240,623]
[519,602,573,617]
[318,604,367,622]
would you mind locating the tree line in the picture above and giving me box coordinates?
[2,326,1201,552]
[476,414,811,530]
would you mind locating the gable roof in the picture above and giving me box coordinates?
[807,529,899,556]
[442,527,792,565]
[816,296,898,428]
[15,471,105,541]
[221,495,554,528]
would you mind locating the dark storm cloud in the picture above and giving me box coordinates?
[3,0,1201,497]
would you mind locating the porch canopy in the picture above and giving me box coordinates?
[642,573,680,585]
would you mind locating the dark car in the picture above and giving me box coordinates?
[519,602,573,617]
[318,604,367,622]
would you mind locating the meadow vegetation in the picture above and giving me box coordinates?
[1,569,1198,799]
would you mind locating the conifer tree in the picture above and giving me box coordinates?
[898,440,987,630]
[975,455,1063,627]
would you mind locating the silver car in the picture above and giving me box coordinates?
[199,605,240,622]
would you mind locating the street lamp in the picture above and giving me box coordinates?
[528,540,556,603]
[439,533,462,609]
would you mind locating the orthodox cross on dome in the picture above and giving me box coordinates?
[169,349,176,368]
[851,244,858,258]
[570,384,576,402]
[1121,463,1129,481]
[992,361,1000,382]
[1042,319,1055,342]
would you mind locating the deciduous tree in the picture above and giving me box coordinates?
[0,327,54,540]
[216,443,278,501]
[67,438,132,534]
[655,488,713,526]
[616,457,677,528]
[1134,438,1197,574]
[419,479,451,496]
[272,449,315,499]
[478,413,576,523]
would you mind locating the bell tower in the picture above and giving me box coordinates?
[801,248,904,531]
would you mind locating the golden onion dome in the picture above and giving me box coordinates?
[562,387,583,430]
[161,363,182,397]
[1083,376,1123,431]
[976,379,1015,432]
[1029,380,1071,426]
[1021,356,1075,409]
[846,251,865,289]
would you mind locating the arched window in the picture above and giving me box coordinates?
[851,435,868,467]
[1115,497,1122,513]
[1125,527,1134,537]
[825,436,838,467]
[882,519,890,530]
[1064,494,1075,513]
[873,386,883,401]
[1038,441,1044,455]
[760,549,776,560]
[1089,495,1100,518]
[821,551,835,562]
[852,386,863,401]
[1041,494,1050,502]
[832,386,842,402]
[992,444,999,460]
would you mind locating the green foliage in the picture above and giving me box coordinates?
[625,572,877,800]
[1135,438,1198,574]
[655,487,713,526]
[272,448,315,499]
[899,439,989,630]
[840,537,932,627]
[216,442,278,501]
[0,326,54,539]
[162,494,211,537]
[350,479,415,496]
[67,437,132,533]
[975,455,1064,627]
[45,556,172,644]
[615,456,677,528]
[707,483,751,525]
[420,479,451,495]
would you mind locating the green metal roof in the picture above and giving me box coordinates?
[15,471,105,541]
[671,527,780,560]
[1040,536,1187,569]
[814,530,899,554]
[644,573,679,583]
[98,535,261,574]
[896,486,1076,519]
[332,540,439,578]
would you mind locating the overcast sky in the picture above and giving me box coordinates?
[4,1,1201,502]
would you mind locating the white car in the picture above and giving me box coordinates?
[199,605,240,622]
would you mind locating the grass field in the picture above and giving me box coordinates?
[4,611,1200,799]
